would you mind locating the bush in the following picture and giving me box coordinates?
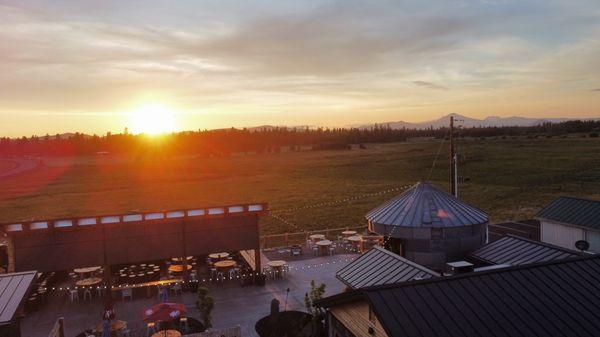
[590,132,599,138]
[196,287,214,329]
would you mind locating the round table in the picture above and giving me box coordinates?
[95,320,126,332]
[342,230,357,236]
[151,330,181,337]
[214,260,237,270]
[267,260,287,277]
[309,234,325,241]
[76,277,103,287]
[209,252,229,259]
[171,256,193,262]
[168,264,192,273]
[347,235,363,252]
[316,239,332,255]
[74,266,101,274]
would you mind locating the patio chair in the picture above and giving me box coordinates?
[329,245,336,255]
[69,289,79,302]
[170,283,182,296]
[83,288,92,301]
[216,271,225,283]
[146,322,157,337]
[312,246,319,256]
[122,288,133,301]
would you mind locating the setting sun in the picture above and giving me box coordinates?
[128,104,178,135]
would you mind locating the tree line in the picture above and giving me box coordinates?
[0,120,598,157]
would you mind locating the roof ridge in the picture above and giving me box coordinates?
[371,246,440,275]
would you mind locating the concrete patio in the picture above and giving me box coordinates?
[22,253,357,337]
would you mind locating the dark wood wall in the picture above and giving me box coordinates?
[9,214,260,272]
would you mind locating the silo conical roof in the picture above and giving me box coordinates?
[366,182,489,228]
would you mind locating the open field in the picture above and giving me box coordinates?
[0,137,599,234]
[0,160,17,174]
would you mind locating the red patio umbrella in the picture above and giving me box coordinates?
[142,302,187,322]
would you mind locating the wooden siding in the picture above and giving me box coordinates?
[540,220,584,251]
[330,301,388,337]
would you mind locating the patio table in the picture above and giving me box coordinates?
[341,230,357,237]
[209,252,229,259]
[74,266,101,274]
[316,239,332,255]
[76,277,103,287]
[214,260,237,270]
[95,320,126,333]
[347,235,363,252]
[309,234,325,241]
[267,260,287,278]
[151,330,181,337]
[168,264,192,273]
[171,256,193,262]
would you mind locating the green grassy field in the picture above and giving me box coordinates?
[0,137,599,234]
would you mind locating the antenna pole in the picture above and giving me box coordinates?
[450,115,456,197]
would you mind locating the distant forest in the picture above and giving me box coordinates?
[1,120,599,157]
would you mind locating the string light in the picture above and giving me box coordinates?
[39,256,359,292]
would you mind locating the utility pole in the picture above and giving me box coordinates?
[450,116,456,197]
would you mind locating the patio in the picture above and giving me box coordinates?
[22,253,356,337]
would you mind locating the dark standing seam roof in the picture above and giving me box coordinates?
[536,196,600,230]
[336,246,439,289]
[366,182,489,228]
[470,234,583,266]
[360,256,600,337]
[0,271,36,325]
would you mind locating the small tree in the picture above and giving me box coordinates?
[196,287,214,329]
[304,280,326,318]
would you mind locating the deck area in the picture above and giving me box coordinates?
[22,253,356,337]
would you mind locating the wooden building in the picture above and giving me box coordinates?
[317,255,600,337]
[536,196,600,253]
[366,182,489,269]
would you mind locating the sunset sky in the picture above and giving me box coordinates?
[1,0,599,137]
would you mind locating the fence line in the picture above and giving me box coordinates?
[259,225,368,249]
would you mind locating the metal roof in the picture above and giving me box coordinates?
[320,255,600,337]
[366,182,489,228]
[536,196,600,230]
[0,271,36,325]
[470,234,582,266]
[336,246,439,289]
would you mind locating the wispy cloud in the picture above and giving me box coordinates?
[412,81,448,90]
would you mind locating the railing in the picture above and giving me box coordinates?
[259,225,368,249]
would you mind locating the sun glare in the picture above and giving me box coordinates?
[128,104,178,135]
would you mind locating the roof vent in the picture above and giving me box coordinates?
[446,261,474,275]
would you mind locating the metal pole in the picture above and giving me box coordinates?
[450,116,456,197]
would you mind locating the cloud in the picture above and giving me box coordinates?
[412,81,448,90]
[591,88,600,92]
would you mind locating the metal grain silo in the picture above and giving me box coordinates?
[366,182,489,269]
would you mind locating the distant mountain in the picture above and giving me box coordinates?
[352,113,597,129]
